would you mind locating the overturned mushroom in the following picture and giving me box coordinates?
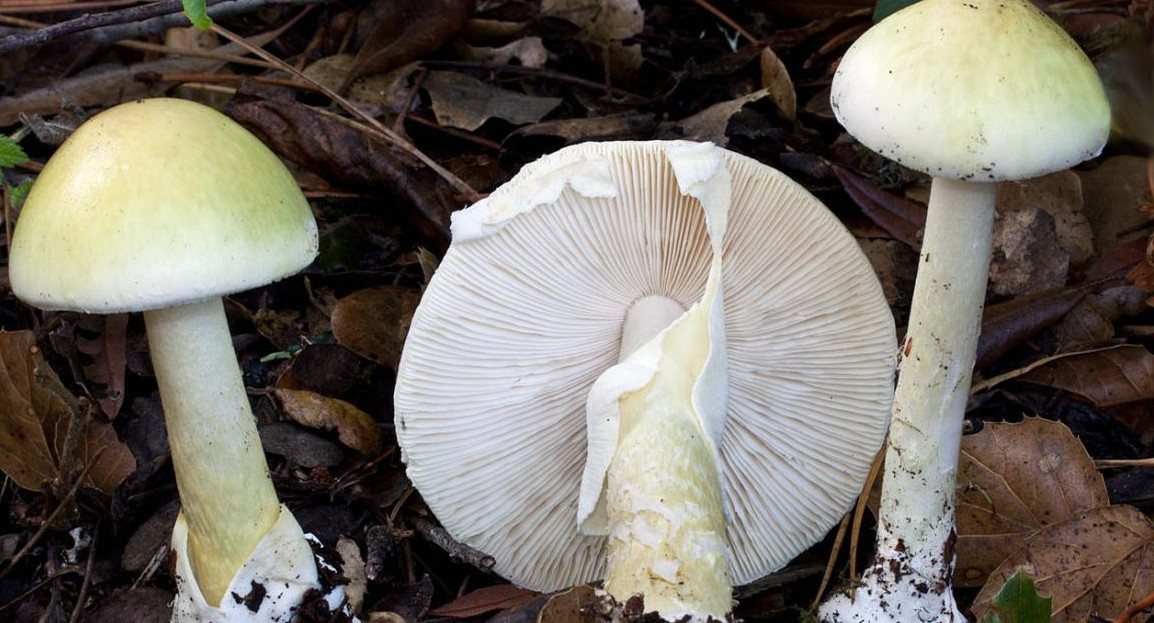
[394,141,896,620]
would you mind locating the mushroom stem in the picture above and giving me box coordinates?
[144,298,281,607]
[821,178,995,622]
[605,287,730,620]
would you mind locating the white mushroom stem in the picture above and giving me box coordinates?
[603,294,730,619]
[145,297,281,607]
[821,178,995,622]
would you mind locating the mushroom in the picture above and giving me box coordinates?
[394,141,896,620]
[816,1,1110,622]
[8,98,323,622]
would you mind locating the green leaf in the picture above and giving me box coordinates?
[0,135,28,169]
[873,0,922,21]
[8,180,32,210]
[981,570,1052,623]
[181,0,212,30]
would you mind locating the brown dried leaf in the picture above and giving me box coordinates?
[674,89,775,147]
[75,313,128,419]
[423,71,563,131]
[0,331,133,494]
[0,332,60,491]
[537,585,601,623]
[541,0,644,78]
[226,94,456,249]
[460,37,549,68]
[976,286,1085,368]
[1017,344,1154,407]
[954,418,1108,587]
[429,584,540,617]
[972,505,1154,623]
[759,46,796,122]
[989,207,1069,297]
[276,388,383,457]
[331,286,421,369]
[833,165,927,249]
[345,0,474,89]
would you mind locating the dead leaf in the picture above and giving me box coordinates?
[759,46,796,122]
[990,207,1070,297]
[423,71,563,131]
[225,93,456,249]
[75,313,128,419]
[536,585,602,623]
[0,331,134,494]
[955,418,1109,587]
[344,0,474,90]
[460,37,549,68]
[541,0,644,78]
[976,286,1086,368]
[275,388,383,457]
[972,505,1154,623]
[1077,155,1151,256]
[1017,344,1154,407]
[833,165,926,249]
[998,171,1094,265]
[429,584,540,617]
[338,537,368,613]
[673,89,785,146]
[331,286,422,369]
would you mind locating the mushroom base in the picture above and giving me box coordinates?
[171,504,331,623]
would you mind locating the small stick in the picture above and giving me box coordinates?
[1113,590,1154,623]
[410,515,495,572]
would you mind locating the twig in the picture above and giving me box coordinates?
[0,454,99,582]
[689,0,758,45]
[419,59,650,103]
[139,71,320,91]
[405,114,502,151]
[0,0,327,52]
[0,0,186,53]
[0,0,145,14]
[392,67,427,134]
[410,515,495,572]
[813,512,852,609]
[0,570,79,615]
[1113,590,1154,623]
[212,24,482,203]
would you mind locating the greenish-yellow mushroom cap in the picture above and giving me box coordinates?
[830,0,1110,182]
[10,98,318,313]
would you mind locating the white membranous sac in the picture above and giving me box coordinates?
[395,140,898,620]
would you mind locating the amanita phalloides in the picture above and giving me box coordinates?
[9,98,327,623]
[817,1,1110,621]
[394,141,897,620]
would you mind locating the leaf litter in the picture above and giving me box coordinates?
[2,0,1154,621]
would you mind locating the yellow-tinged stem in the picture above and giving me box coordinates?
[145,298,280,607]
[605,296,730,619]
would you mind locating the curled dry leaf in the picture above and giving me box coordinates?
[275,388,383,457]
[972,504,1154,623]
[759,46,796,122]
[955,418,1108,587]
[429,584,540,618]
[1017,344,1154,408]
[75,313,128,419]
[345,0,474,90]
[541,0,644,77]
[0,331,134,494]
[331,286,422,369]
[423,71,563,131]
[460,37,549,68]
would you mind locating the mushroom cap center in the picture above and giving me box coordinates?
[619,294,686,362]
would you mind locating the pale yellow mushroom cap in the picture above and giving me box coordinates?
[831,0,1110,182]
[10,98,318,313]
